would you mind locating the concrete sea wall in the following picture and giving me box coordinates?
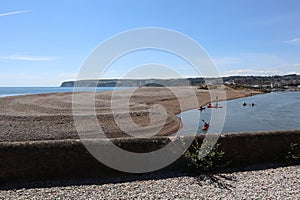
[0,130,299,183]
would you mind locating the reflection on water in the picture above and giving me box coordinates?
[178,92,300,134]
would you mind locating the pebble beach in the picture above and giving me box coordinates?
[1,165,299,199]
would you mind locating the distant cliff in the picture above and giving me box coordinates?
[61,80,118,87]
[60,74,300,88]
[60,81,76,87]
[60,78,209,87]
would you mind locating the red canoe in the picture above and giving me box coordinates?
[202,126,209,130]
[202,123,209,130]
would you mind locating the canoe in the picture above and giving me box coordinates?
[207,105,223,108]
[202,126,208,130]
[202,123,209,130]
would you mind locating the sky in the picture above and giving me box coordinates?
[0,0,300,86]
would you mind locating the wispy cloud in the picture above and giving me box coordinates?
[0,10,30,17]
[284,37,300,44]
[1,54,58,61]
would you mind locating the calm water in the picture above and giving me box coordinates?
[179,91,300,134]
[0,87,124,97]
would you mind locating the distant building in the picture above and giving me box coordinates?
[224,80,236,85]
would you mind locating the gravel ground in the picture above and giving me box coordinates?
[1,165,299,199]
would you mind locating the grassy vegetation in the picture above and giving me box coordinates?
[284,143,300,165]
[184,140,229,175]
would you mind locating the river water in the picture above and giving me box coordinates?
[178,91,300,134]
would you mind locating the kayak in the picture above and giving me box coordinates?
[207,105,223,108]
[202,123,209,130]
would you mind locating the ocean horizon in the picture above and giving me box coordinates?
[0,87,126,97]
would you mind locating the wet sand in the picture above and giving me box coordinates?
[0,86,261,142]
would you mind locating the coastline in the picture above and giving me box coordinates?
[0,86,262,142]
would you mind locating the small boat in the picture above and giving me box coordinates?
[207,103,223,108]
[207,105,223,108]
[207,96,223,108]
[201,119,209,130]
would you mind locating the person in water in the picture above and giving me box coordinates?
[202,119,209,128]
[251,103,255,106]
[242,102,247,106]
[204,122,209,128]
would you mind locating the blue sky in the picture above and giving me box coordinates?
[0,0,300,86]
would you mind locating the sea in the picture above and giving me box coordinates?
[0,87,299,133]
[0,87,122,97]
